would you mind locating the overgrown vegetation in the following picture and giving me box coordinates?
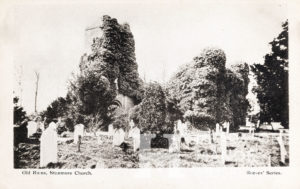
[166,48,250,131]
[251,21,288,128]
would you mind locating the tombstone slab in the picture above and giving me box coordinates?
[108,124,114,135]
[113,128,125,146]
[168,134,180,153]
[40,122,58,167]
[27,121,38,138]
[130,127,141,152]
[73,124,85,144]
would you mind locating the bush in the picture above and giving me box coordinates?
[167,48,227,129]
[130,82,172,134]
[113,112,129,131]
[13,97,27,125]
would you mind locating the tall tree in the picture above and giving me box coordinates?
[251,21,288,127]
[167,48,227,129]
[34,71,40,113]
[130,82,170,134]
[167,48,250,131]
[13,96,27,125]
[225,63,250,131]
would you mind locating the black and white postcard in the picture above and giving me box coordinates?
[1,0,300,188]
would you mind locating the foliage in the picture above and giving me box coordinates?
[130,82,171,134]
[167,48,250,130]
[65,15,143,131]
[251,20,288,127]
[40,96,70,125]
[167,48,226,129]
[113,111,129,131]
[13,96,27,125]
[224,63,250,131]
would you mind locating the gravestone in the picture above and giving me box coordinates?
[271,122,284,130]
[73,124,85,144]
[151,134,169,149]
[129,127,141,152]
[37,120,45,132]
[256,120,260,128]
[140,134,156,150]
[27,121,38,138]
[177,120,187,136]
[113,128,125,146]
[108,124,114,135]
[168,133,180,153]
[40,122,58,167]
[277,135,287,164]
[216,123,220,134]
[225,122,230,134]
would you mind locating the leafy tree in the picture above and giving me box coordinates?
[13,96,27,125]
[167,48,250,131]
[167,48,226,129]
[41,97,69,123]
[225,63,250,131]
[251,20,288,127]
[130,82,171,134]
[113,111,129,131]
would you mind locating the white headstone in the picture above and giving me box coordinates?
[73,124,85,144]
[40,122,58,167]
[27,121,38,138]
[277,135,287,164]
[216,123,220,134]
[113,128,125,146]
[177,120,187,136]
[225,122,230,134]
[169,133,180,153]
[256,120,260,128]
[130,127,141,152]
[108,124,114,135]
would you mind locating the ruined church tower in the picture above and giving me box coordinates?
[84,19,135,113]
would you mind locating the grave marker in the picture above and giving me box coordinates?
[277,135,287,164]
[168,132,180,153]
[108,124,114,135]
[225,122,230,134]
[40,122,58,167]
[27,121,38,138]
[73,124,85,144]
[130,127,141,152]
[113,128,125,146]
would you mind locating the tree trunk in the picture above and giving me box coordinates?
[34,71,40,113]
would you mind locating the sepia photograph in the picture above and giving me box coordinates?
[10,1,291,170]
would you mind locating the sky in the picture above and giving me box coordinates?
[12,1,287,114]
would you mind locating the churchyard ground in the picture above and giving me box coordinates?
[14,132,289,168]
